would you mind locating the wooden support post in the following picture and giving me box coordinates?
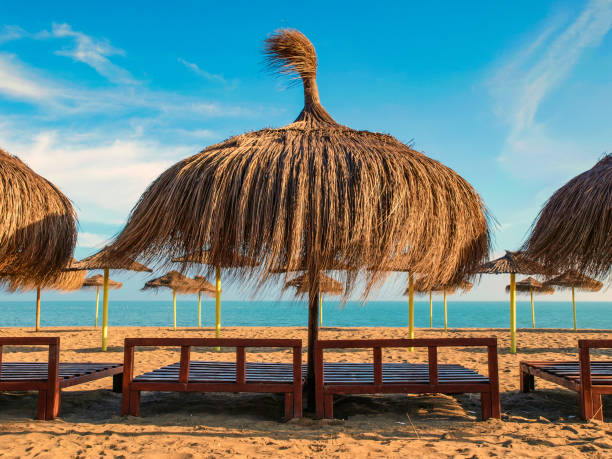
[179,346,190,383]
[509,273,517,354]
[236,346,246,384]
[579,343,593,419]
[530,288,535,329]
[102,267,110,351]
[487,343,501,419]
[95,286,100,328]
[373,347,383,386]
[428,346,438,385]
[35,287,41,332]
[306,283,320,412]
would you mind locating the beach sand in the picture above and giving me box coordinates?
[1,326,611,458]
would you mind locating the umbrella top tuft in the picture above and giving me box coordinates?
[478,251,554,275]
[72,246,152,272]
[82,274,123,289]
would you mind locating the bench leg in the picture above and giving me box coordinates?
[36,390,48,420]
[580,387,593,421]
[520,371,534,393]
[324,394,333,419]
[284,393,294,420]
[293,387,302,418]
[315,389,324,419]
[591,393,603,422]
[481,392,492,420]
[43,386,60,420]
[129,390,141,416]
[112,373,123,393]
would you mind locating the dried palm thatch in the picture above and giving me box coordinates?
[477,251,554,275]
[71,246,152,272]
[522,154,611,282]
[544,270,603,292]
[108,29,491,295]
[5,259,86,293]
[284,272,343,296]
[0,147,77,283]
[142,271,200,294]
[408,278,472,295]
[82,274,122,289]
[193,275,216,296]
[505,277,554,295]
[172,250,258,268]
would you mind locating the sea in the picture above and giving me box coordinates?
[1,300,611,329]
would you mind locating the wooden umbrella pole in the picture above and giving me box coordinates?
[429,290,433,328]
[530,288,535,329]
[102,267,110,351]
[510,273,517,354]
[306,276,320,412]
[572,286,577,331]
[95,286,100,328]
[443,290,448,332]
[198,291,202,328]
[172,289,177,330]
[35,286,41,332]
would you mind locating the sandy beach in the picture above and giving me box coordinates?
[0,326,611,458]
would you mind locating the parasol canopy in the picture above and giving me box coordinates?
[523,154,611,282]
[544,270,603,292]
[71,246,152,272]
[284,272,343,295]
[192,275,216,295]
[142,271,200,294]
[82,274,123,289]
[0,147,77,283]
[478,251,555,275]
[505,277,554,295]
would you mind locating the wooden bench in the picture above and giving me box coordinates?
[122,338,303,420]
[315,338,500,420]
[0,337,123,420]
[520,339,612,421]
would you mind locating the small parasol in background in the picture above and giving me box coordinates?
[284,272,343,326]
[142,271,200,330]
[82,274,123,327]
[505,277,554,328]
[410,278,472,331]
[192,275,215,328]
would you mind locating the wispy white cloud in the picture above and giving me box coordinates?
[490,0,612,180]
[0,25,28,44]
[77,232,108,248]
[178,57,236,88]
[0,53,57,101]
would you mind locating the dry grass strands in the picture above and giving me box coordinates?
[142,271,200,294]
[193,275,216,296]
[544,270,603,292]
[285,272,343,296]
[108,29,491,296]
[505,277,554,295]
[172,249,258,269]
[478,251,555,276]
[82,274,122,289]
[71,246,152,272]
[0,148,77,283]
[522,154,611,282]
[408,278,473,295]
[5,259,86,293]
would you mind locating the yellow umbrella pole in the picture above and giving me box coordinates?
[172,289,177,330]
[320,294,323,327]
[510,273,517,354]
[102,267,110,351]
[443,290,448,332]
[35,286,41,332]
[429,291,433,328]
[408,273,414,351]
[198,291,202,328]
[95,286,100,328]
[572,286,577,331]
[530,288,535,329]
[215,266,221,338]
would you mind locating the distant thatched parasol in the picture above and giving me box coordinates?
[4,259,85,331]
[477,251,553,353]
[285,273,343,327]
[143,271,200,330]
[71,246,151,350]
[409,278,472,331]
[0,147,77,283]
[192,275,215,328]
[544,270,603,331]
[81,274,122,328]
[523,154,611,282]
[107,29,491,406]
[504,277,554,328]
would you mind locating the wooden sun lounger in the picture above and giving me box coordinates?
[0,337,123,420]
[520,339,612,421]
[121,338,303,420]
[315,338,500,420]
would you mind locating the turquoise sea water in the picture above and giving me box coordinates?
[1,300,611,329]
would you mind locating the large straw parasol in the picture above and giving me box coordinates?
[0,147,77,283]
[410,278,472,331]
[284,272,343,326]
[4,259,85,331]
[106,30,491,407]
[70,246,151,350]
[504,277,554,328]
[477,251,554,353]
[142,271,200,330]
[192,275,215,328]
[172,250,258,337]
[82,274,123,327]
[544,270,603,331]
[523,154,611,282]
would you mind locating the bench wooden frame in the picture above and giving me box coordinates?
[0,337,123,420]
[315,338,500,420]
[521,339,612,421]
[121,338,303,419]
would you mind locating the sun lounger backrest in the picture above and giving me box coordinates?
[0,337,60,383]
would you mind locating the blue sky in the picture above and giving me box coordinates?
[0,0,610,302]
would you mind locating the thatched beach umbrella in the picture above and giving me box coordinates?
[192,275,215,328]
[82,274,123,327]
[70,246,151,350]
[4,259,85,331]
[410,278,472,331]
[142,271,200,330]
[284,272,343,326]
[478,251,553,353]
[172,250,258,337]
[0,147,77,282]
[523,154,611,282]
[504,277,554,328]
[544,270,603,331]
[106,30,491,407]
